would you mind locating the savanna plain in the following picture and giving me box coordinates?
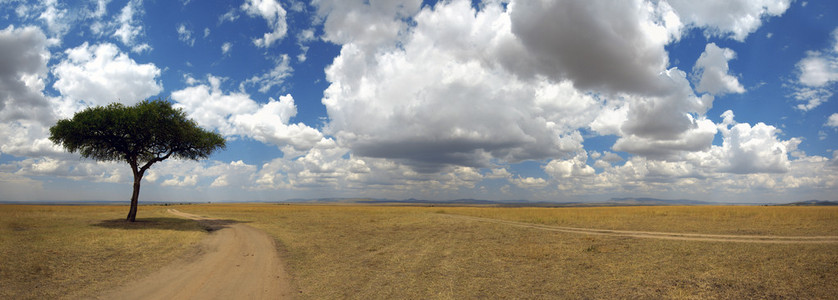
[2,204,837,299]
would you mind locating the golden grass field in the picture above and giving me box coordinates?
[2,204,837,299]
[0,205,205,299]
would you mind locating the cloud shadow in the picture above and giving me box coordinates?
[92,217,246,232]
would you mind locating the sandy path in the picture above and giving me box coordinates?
[447,214,838,244]
[100,209,292,300]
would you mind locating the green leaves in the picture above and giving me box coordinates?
[49,98,225,167]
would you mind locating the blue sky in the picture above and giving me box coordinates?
[1,0,837,203]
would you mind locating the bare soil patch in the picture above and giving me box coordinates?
[99,209,292,300]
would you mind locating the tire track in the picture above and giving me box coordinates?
[445,214,838,244]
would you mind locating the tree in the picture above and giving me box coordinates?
[49,99,225,222]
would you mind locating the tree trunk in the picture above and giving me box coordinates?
[126,173,142,222]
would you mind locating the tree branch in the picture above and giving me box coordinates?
[139,149,175,175]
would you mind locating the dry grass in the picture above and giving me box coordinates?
[0,205,205,299]
[183,204,838,299]
[437,205,838,236]
[3,204,836,299]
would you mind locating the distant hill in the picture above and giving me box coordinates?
[605,197,719,206]
[285,197,385,203]
[287,197,564,206]
[357,198,503,205]
[281,197,732,207]
[779,200,838,206]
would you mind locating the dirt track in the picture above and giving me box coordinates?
[100,209,291,300]
[447,214,838,244]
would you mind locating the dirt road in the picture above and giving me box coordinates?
[100,209,292,300]
[447,214,838,244]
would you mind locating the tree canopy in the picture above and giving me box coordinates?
[49,99,224,164]
[49,99,225,221]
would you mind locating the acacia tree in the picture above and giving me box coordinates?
[49,99,225,222]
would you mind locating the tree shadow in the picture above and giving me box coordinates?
[92,217,246,232]
[195,219,249,232]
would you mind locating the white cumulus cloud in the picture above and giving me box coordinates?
[717,110,794,174]
[52,42,162,117]
[322,1,595,172]
[694,43,745,95]
[667,0,791,41]
[598,69,716,159]
[313,0,422,53]
[37,0,71,38]
[827,113,838,127]
[511,176,549,189]
[242,0,288,47]
[544,152,595,179]
[162,175,198,187]
[0,26,61,158]
[112,0,149,52]
[798,53,838,87]
[230,95,324,153]
[792,28,838,111]
[0,26,52,123]
[172,75,324,154]
[507,0,681,95]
